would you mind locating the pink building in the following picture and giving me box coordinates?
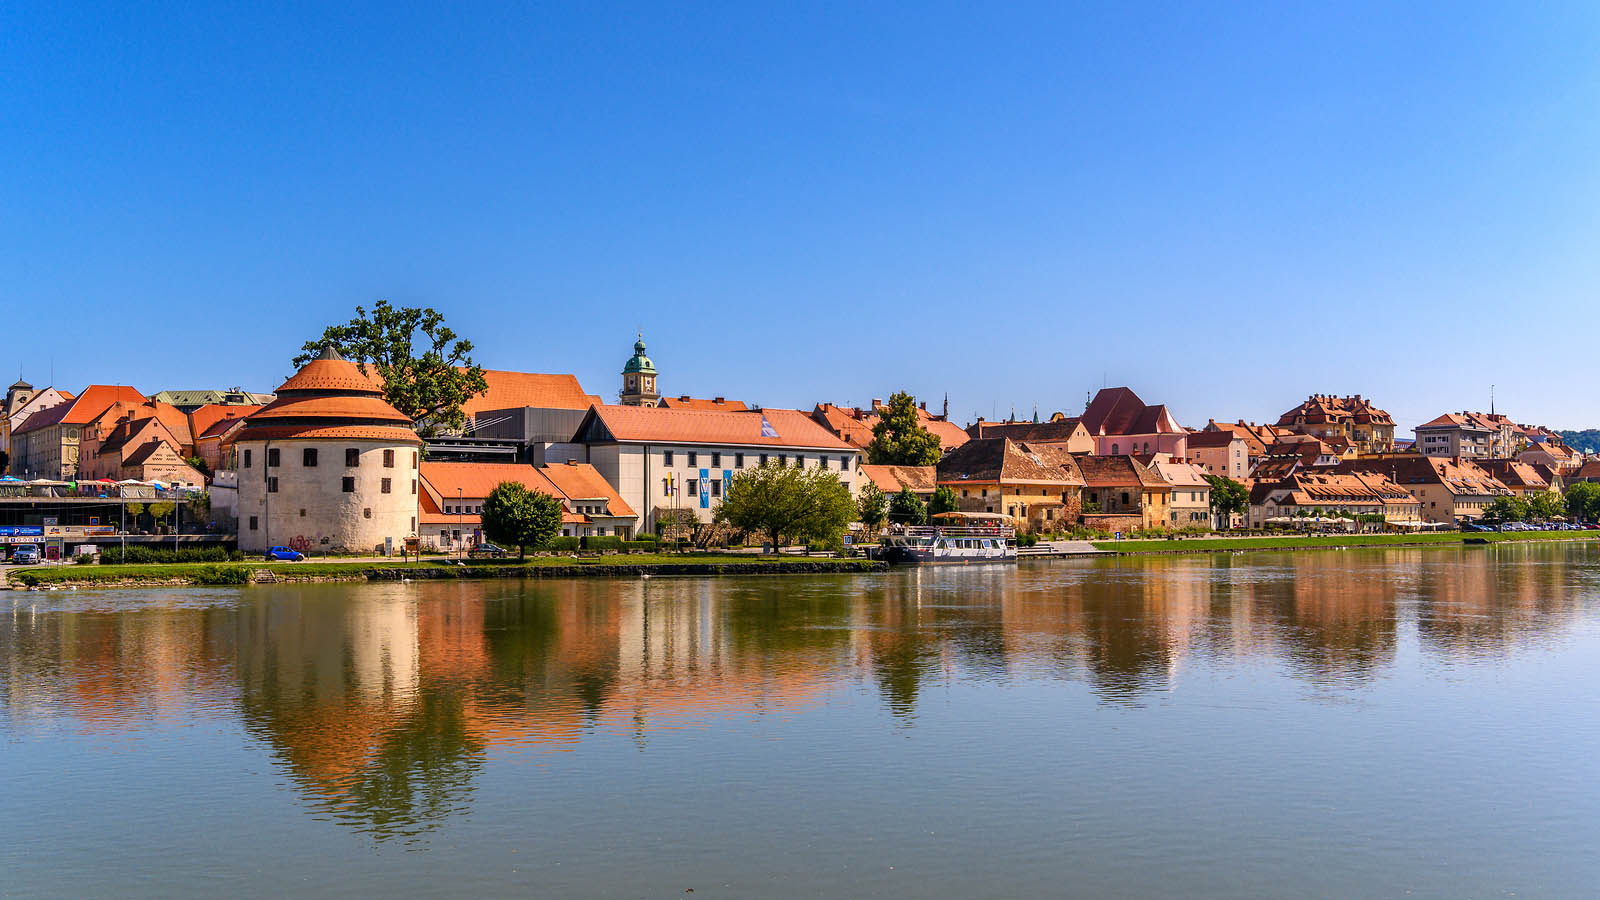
[1081,387,1188,458]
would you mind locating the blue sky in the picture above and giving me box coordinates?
[4,1,1598,434]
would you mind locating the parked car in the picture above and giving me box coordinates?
[264,546,305,562]
[9,544,40,564]
[468,543,509,559]
[1461,522,1494,533]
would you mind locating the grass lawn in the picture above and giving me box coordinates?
[8,553,878,586]
[1091,531,1593,553]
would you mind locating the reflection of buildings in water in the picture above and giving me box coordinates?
[1271,551,1404,685]
[1,604,232,733]
[1414,545,1580,658]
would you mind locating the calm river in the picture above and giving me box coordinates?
[4,543,1600,897]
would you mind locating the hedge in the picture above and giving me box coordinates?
[539,536,581,551]
[99,547,244,564]
[581,535,623,551]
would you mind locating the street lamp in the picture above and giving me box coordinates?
[457,487,463,558]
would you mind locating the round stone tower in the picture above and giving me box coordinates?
[235,346,422,554]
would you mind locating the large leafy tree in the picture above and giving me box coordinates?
[1485,495,1530,522]
[1204,474,1248,526]
[1565,482,1600,522]
[715,463,855,550]
[866,392,942,466]
[296,300,489,435]
[928,485,959,518]
[1529,490,1567,520]
[481,482,564,560]
[856,481,888,529]
[888,488,927,525]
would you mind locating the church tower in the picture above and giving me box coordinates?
[619,335,659,407]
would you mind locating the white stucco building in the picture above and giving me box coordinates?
[570,404,861,533]
[235,347,421,554]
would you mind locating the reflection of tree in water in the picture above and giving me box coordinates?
[334,687,483,840]
[1072,564,1182,703]
[477,583,622,723]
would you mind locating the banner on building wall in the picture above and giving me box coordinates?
[723,469,732,499]
[699,469,710,508]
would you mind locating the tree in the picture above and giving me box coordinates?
[1565,482,1600,523]
[1204,474,1248,528]
[866,392,942,466]
[714,463,855,550]
[480,482,563,560]
[186,455,212,479]
[147,501,176,532]
[1529,491,1566,520]
[928,485,959,518]
[296,300,489,435]
[1485,495,1529,522]
[888,488,927,525]
[856,481,888,529]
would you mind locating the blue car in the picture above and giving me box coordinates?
[264,546,305,561]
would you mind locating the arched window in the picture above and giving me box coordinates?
[1111,443,1119,454]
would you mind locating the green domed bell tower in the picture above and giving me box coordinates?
[620,334,659,407]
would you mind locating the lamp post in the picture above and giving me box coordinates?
[457,487,463,558]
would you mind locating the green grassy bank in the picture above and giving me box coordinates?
[6,554,884,587]
[1090,531,1593,554]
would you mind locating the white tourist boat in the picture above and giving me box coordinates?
[876,524,1017,565]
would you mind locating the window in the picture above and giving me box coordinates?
[363,508,372,518]
[778,455,787,467]
[841,456,850,470]
[664,450,674,466]
[711,479,722,498]
[687,478,697,495]
[687,451,697,467]
[1121,492,1130,505]
[299,508,306,517]
[267,477,279,493]
[819,457,829,470]
[735,453,745,468]
[412,451,418,469]
[243,449,252,468]
[383,449,395,468]
[411,517,416,533]
[346,448,359,467]
[381,478,392,494]
[710,452,720,467]
[267,448,280,467]
[248,516,258,530]
[411,479,417,495]
[342,476,355,492]
[1111,443,1119,454]
[760,454,768,466]
[303,448,318,467]
[663,479,672,497]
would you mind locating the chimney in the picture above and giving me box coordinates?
[713,397,724,403]
[566,459,579,466]
[871,398,883,408]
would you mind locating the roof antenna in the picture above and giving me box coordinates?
[1490,384,1495,416]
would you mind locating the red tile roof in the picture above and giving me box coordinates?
[1074,453,1170,489]
[14,385,148,434]
[461,370,600,416]
[860,464,938,494]
[580,405,855,450]
[240,352,419,445]
[188,403,260,441]
[658,396,748,411]
[937,438,1085,486]
[1081,387,1183,436]
[539,461,638,518]
[420,461,563,503]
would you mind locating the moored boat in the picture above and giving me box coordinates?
[876,525,1017,565]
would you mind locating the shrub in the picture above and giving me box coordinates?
[99,546,234,565]
[539,536,581,552]
[620,540,659,553]
[75,553,96,566]
[581,535,623,552]
[193,565,249,585]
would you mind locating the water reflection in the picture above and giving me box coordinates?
[2,543,1595,841]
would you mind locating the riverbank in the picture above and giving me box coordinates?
[4,554,886,588]
[1088,530,1594,555]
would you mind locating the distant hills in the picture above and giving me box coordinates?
[1557,430,1600,453]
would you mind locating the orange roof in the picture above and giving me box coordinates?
[658,396,748,411]
[188,403,260,440]
[462,370,600,416]
[579,405,855,451]
[241,350,418,444]
[14,385,148,434]
[860,464,938,494]
[539,461,637,517]
[420,461,563,503]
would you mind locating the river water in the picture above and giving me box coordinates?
[4,543,1599,898]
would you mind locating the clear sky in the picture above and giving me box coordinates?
[5,1,1599,435]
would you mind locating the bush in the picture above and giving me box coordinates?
[75,553,96,566]
[620,540,659,553]
[581,535,623,552]
[539,536,581,552]
[193,565,249,585]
